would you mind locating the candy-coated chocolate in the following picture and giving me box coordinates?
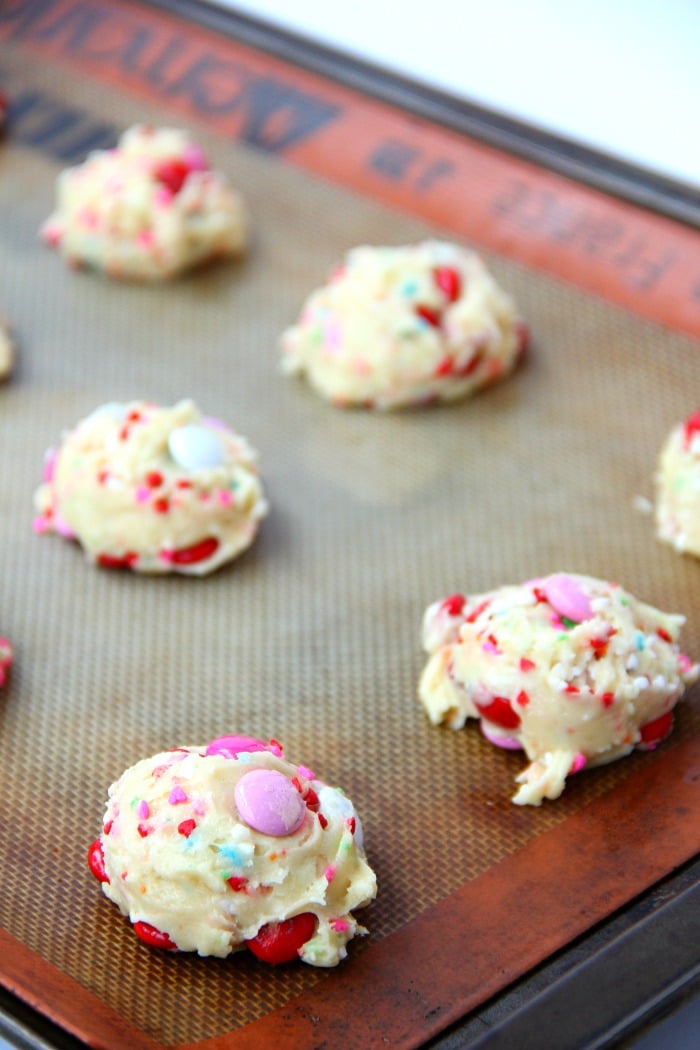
[234,769,306,836]
[543,573,593,623]
[246,913,317,964]
[168,424,225,472]
[205,735,273,759]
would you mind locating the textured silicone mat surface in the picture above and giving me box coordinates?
[1,37,700,1050]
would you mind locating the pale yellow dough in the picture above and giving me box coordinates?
[0,315,14,379]
[96,741,377,966]
[419,573,698,805]
[655,413,700,557]
[41,125,247,280]
[33,399,267,575]
[280,240,528,409]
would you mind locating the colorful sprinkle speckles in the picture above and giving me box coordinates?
[280,240,526,410]
[33,399,267,576]
[90,741,376,964]
[420,573,699,805]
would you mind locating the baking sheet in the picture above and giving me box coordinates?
[1,13,700,1050]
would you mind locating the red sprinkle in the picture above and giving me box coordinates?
[303,787,320,812]
[434,355,454,377]
[145,471,164,489]
[133,921,178,951]
[564,683,580,695]
[433,265,461,302]
[177,819,196,838]
[601,692,615,709]
[475,695,521,730]
[168,536,219,565]
[246,913,317,965]
[683,410,700,447]
[318,813,328,829]
[515,689,530,706]
[227,876,249,893]
[415,304,442,328]
[442,594,466,616]
[103,819,113,835]
[465,599,490,624]
[153,158,191,194]
[656,627,672,644]
[639,710,674,747]
[137,823,151,838]
[153,497,169,514]
[454,351,483,377]
[519,658,536,672]
[87,838,109,883]
[590,637,609,658]
[346,816,356,834]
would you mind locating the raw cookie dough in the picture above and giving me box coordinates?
[33,399,267,575]
[88,735,377,966]
[280,240,528,409]
[419,573,698,805]
[655,410,700,557]
[40,124,247,280]
[0,315,13,378]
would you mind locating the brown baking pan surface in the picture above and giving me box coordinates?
[1,3,700,1048]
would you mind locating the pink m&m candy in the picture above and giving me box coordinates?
[543,574,593,623]
[234,769,306,836]
[206,735,275,759]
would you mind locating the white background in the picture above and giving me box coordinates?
[218,0,699,188]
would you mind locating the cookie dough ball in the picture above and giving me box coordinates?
[88,735,377,966]
[280,240,528,409]
[33,399,267,575]
[419,573,698,805]
[0,315,14,379]
[0,636,12,687]
[40,125,247,280]
[655,410,700,557]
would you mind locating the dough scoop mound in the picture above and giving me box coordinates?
[655,410,700,558]
[88,736,377,966]
[280,240,528,409]
[419,573,698,805]
[40,124,247,280]
[33,399,267,575]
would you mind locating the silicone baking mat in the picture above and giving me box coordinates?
[1,3,700,1048]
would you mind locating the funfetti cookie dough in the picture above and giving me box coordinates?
[655,410,700,558]
[40,125,247,280]
[419,573,698,805]
[280,240,528,409]
[33,399,267,575]
[0,315,14,379]
[88,735,377,966]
